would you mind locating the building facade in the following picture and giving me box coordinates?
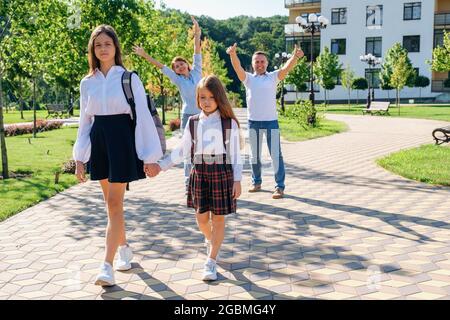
[284,0,450,103]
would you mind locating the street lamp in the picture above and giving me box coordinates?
[295,13,329,106]
[360,53,382,108]
[274,52,292,114]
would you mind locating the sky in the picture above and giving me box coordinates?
[155,0,288,20]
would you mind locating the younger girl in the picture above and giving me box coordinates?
[149,75,242,281]
[73,25,163,287]
[133,16,203,192]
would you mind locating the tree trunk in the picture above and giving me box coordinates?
[348,89,351,111]
[356,90,359,105]
[33,78,37,138]
[397,89,400,116]
[0,70,9,179]
[19,79,24,119]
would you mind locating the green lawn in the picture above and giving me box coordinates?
[3,109,80,124]
[325,104,450,122]
[377,144,450,186]
[0,127,79,222]
[279,114,348,141]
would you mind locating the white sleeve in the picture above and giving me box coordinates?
[132,74,163,164]
[242,72,251,87]
[230,119,243,182]
[271,70,281,85]
[158,121,192,171]
[72,79,93,164]
[161,66,181,86]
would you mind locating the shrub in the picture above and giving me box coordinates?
[5,120,63,137]
[285,100,324,129]
[444,78,450,88]
[169,118,181,131]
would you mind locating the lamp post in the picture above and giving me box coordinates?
[295,13,329,106]
[274,52,292,114]
[359,53,382,108]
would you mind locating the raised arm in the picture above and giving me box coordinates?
[278,44,304,81]
[226,43,246,82]
[133,45,164,69]
[192,16,201,55]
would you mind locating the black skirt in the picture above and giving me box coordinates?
[88,114,146,183]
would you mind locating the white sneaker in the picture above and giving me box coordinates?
[94,262,115,287]
[202,258,218,281]
[115,244,133,271]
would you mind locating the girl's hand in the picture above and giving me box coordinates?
[191,16,201,36]
[132,45,147,58]
[75,161,87,183]
[144,163,161,178]
[232,181,241,200]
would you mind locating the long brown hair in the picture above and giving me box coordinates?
[196,75,240,128]
[87,25,124,76]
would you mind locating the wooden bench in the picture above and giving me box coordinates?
[45,104,68,118]
[432,125,450,145]
[362,101,390,116]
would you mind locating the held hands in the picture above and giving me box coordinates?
[226,43,238,56]
[293,44,304,59]
[232,181,242,200]
[75,161,87,183]
[144,163,161,178]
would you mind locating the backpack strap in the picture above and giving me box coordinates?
[189,114,200,163]
[121,70,138,128]
[221,117,232,164]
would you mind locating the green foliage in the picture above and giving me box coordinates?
[341,64,355,106]
[430,31,450,73]
[391,54,415,112]
[352,78,368,90]
[444,78,450,88]
[415,75,430,88]
[285,99,323,129]
[285,57,309,93]
[380,43,416,89]
[313,47,342,104]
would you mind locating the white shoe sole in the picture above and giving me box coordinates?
[202,274,217,281]
[95,278,115,287]
[115,263,132,271]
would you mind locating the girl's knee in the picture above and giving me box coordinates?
[212,215,225,225]
[196,211,211,224]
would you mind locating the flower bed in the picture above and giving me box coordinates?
[5,120,64,137]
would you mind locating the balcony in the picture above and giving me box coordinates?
[435,13,450,26]
[432,80,450,93]
[284,24,304,35]
[285,0,321,9]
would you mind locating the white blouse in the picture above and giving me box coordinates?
[73,66,163,164]
[158,110,243,181]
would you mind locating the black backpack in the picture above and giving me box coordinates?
[121,70,166,154]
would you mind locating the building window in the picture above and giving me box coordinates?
[404,2,421,20]
[365,68,381,88]
[331,8,347,25]
[366,5,383,27]
[366,37,382,57]
[286,35,320,62]
[403,35,420,52]
[434,29,448,48]
[331,39,346,55]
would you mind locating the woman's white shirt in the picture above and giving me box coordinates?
[73,66,163,164]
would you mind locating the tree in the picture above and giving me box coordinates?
[430,30,450,72]
[390,54,415,115]
[313,47,342,105]
[341,64,355,109]
[285,57,309,100]
[380,43,416,93]
[351,78,368,105]
[414,75,430,100]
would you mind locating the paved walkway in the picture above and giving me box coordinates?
[1,110,449,300]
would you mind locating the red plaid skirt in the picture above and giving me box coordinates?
[187,154,236,215]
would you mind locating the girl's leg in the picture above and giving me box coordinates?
[210,214,225,261]
[196,211,212,241]
[103,182,127,265]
